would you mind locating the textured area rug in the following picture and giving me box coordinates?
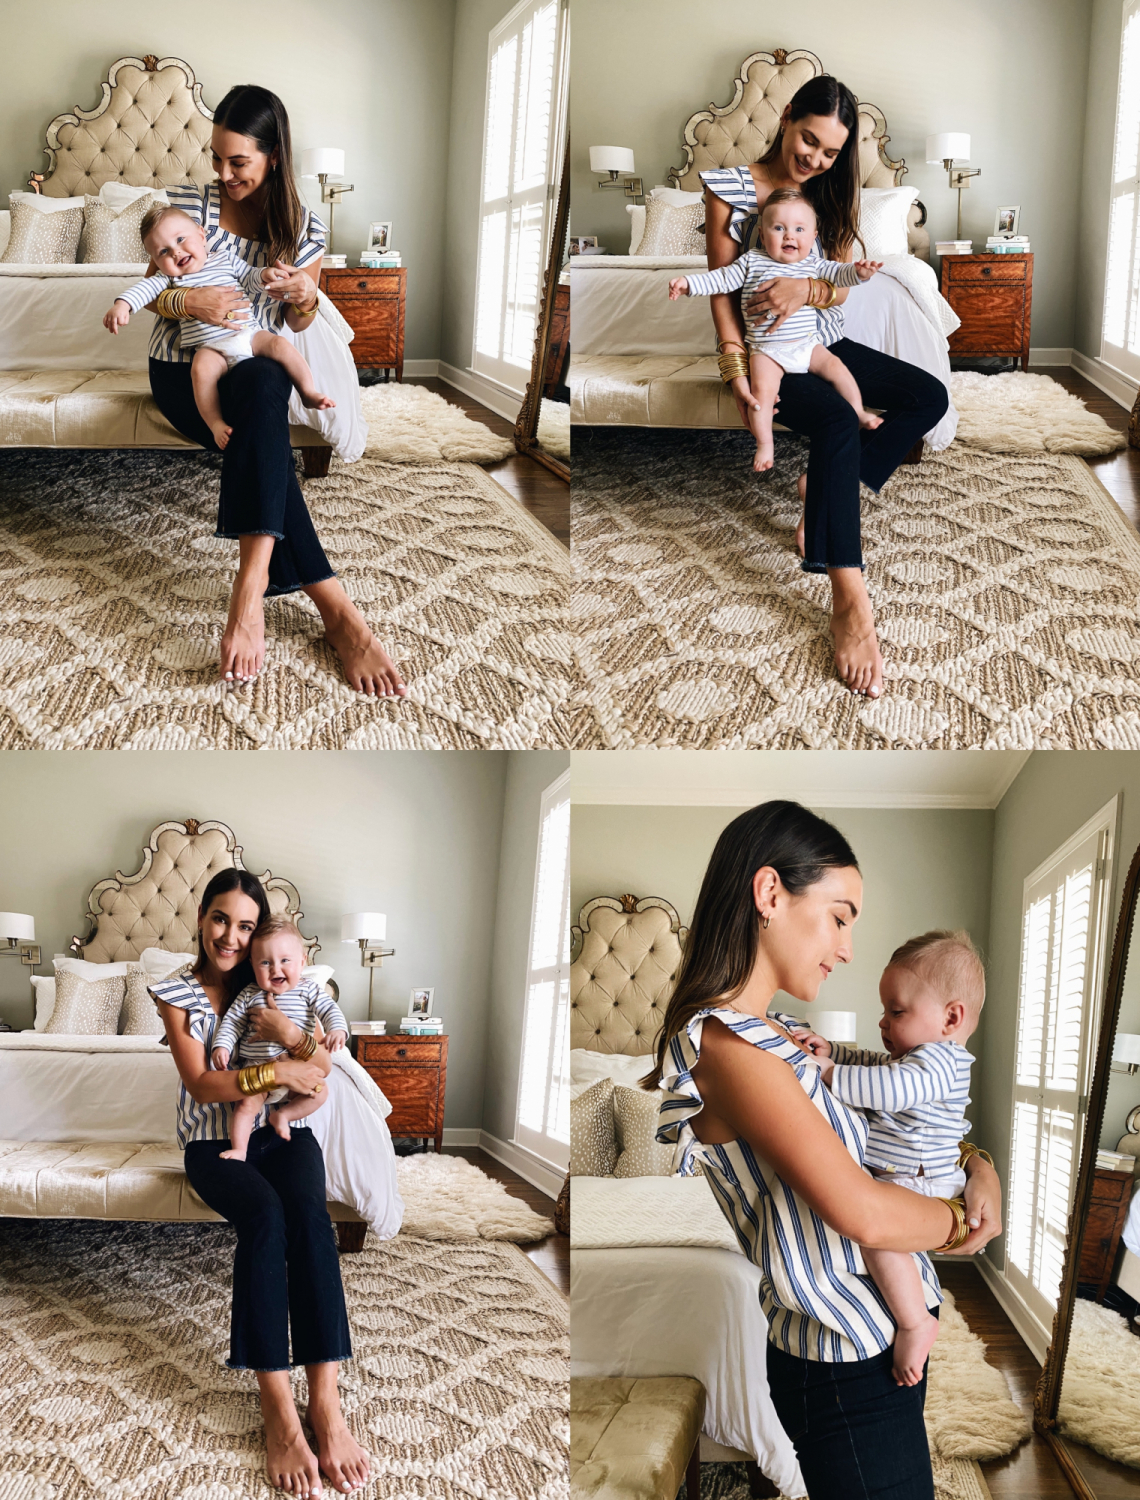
[571,426,1140,748]
[949,371,1126,456]
[538,400,570,460]
[0,448,569,749]
[1057,1295,1140,1468]
[0,1218,568,1499]
[397,1154,555,1242]
[685,1456,992,1500]
[360,384,515,464]
[926,1290,1030,1460]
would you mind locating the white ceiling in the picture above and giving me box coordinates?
[571,751,1033,808]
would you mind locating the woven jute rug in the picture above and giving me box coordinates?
[0,1218,568,1499]
[691,1455,993,1500]
[0,448,569,749]
[571,426,1140,748]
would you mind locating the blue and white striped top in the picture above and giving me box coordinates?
[214,978,348,1066]
[118,248,271,350]
[700,167,846,348]
[828,1040,974,1178]
[686,250,862,349]
[657,1006,941,1363]
[147,182,327,364]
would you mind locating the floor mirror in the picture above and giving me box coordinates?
[1035,838,1140,1497]
[514,137,570,482]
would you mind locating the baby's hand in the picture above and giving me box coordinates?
[853,260,883,281]
[323,1028,348,1053]
[103,300,131,335]
[211,1047,231,1070]
[795,1029,833,1059]
[668,277,690,300]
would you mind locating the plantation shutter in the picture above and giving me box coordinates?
[1103,0,1140,379]
[515,769,571,1169]
[473,0,568,395]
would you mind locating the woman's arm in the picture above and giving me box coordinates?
[159,1002,329,1102]
[703,191,749,353]
[262,258,323,332]
[245,995,333,1075]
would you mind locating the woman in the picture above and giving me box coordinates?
[702,76,950,701]
[146,84,405,699]
[646,801,1000,1499]
[152,869,369,1497]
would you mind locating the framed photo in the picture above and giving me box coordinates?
[993,205,1021,237]
[367,221,392,253]
[408,987,434,1018]
[570,235,598,255]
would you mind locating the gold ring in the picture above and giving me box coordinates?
[225,310,234,321]
[314,1083,323,1093]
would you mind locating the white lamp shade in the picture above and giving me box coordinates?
[1115,1032,1140,1066]
[590,146,635,174]
[815,1010,858,1044]
[926,133,970,165]
[341,912,387,943]
[0,912,34,941]
[301,148,345,179]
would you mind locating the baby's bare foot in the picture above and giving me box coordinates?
[891,1313,940,1387]
[301,390,336,410]
[753,438,774,473]
[210,420,233,451]
[858,411,883,430]
[271,1115,292,1142]
[219,1148,247,1161]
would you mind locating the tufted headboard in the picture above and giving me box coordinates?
[666,48,929,260]
[28,54,215,197]
[69,818,318,964]
[570,896,688,1056]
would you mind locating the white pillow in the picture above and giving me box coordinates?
[570,1048,655,1089]
[31,976,56,1030]
[859,186,919,259]
[54,955,133,980]
[100,181,169,213]
[138,947,196,980]
[627,203,646,254]
[8,190,87,214]
[304,964,336,992]
[649,185,705,208]
[0,210,9,258]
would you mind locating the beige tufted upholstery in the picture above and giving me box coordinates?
[570,897,688,1056]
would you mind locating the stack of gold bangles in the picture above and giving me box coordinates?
[291,1030,318,1060]
[237,1062,277,1095]
[958,1141,994,1169]
[809,277,839,310]
[156,287,189,319]
[933,1141,996,1252]
[717,339,749,385]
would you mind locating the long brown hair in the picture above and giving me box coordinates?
[193,867,271,1008]
[212,85,304,270]
[642,801,859,1089]
[757,75,862,261]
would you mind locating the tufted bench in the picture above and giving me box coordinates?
[571,1376,704,1500]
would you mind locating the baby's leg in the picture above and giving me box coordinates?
[862,1246,940,1386]
[250,330,335,410]
[809,344,883,431]
[191,346,234,449]
[747,351,786,473]
[268,1088,326,1141]
[220,1093,266,1161]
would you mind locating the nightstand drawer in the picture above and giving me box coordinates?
[946,288,1025,352]
[323,269,405,296]
[384,1071,444,1133]
[359,1037,442,1066]
[946,259,1027,283]
[1090,1170,1130,1204]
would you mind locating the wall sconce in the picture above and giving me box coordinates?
[1113,1032,1140,1076]
[301,148,354,253]
[341,912,394,1020]
[0,913,40,971]
[815,1011,858,1045]
[589,146,644,202]
[925,133,980,240]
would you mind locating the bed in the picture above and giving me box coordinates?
[0,55,354,476]
[1113,1107,1140,1303]
[570,47,959,451]
[568,894,804,1497]
[0,817,403,1251]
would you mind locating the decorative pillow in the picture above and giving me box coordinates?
[44,968,125,1034]
[570,1048,655,1089]
[613,1085,675,1177]
[99,181,169,212]
[649,185,705,208]
[859,186,919,260]
[0,199,82,264]
[54,956,133,981]
[0,211,9,259]
[7,190,87,214]
[570,1077,617,1177]
[137,947,197,981]
[31,975,56,1030]
[636,198,705,257]
[122,963,178,1035]
[627,203,646,254]
[81,193,156,263]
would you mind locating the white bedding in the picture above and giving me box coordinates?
[570,1173,740,1251]
[1123,1176,1140,1258]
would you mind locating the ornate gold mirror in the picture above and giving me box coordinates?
[1036,839,1140,1495]
[514,137,570,482]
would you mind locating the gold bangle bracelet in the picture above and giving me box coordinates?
[292,1031,317,1061]
[291,298,318,319]
[813,278,838,311]
[717,352,750,384]
[933,1196,970,1253]
[958,1142,995,1170]
[716,338,747,354]
[236,1065,259,1096]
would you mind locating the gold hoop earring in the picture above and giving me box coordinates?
[761,915,771,929]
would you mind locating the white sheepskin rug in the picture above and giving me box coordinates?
[537,397,570,459]
[395,1151,555,1242]
[359,382,515,464]
[924,1290,1032,1460]
[949,370,1126,456]
[1057,1296,1140,1467]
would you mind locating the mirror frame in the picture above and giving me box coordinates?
[514,135,570,483]
[1033,836,1140,1495]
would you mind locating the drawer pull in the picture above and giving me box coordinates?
[396,1047,407,1057]
[981,267,991,276]
[356,280,369,291]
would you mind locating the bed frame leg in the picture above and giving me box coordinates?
[744,1460,779,1498]
[336,1221,367,1254]
[901,439,924,466]
[684,1442,701,1498]
[299,446,332,479]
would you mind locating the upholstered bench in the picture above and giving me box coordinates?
[0,370,333,477]
[571,1376,704,1500]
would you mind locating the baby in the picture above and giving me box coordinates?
[668,188,882,472]
[211,913,350,1161]
[104,203,334,452]
[787,930,983,1387]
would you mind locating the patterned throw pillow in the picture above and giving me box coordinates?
[636,198,706,257]
[44,968,125,1034]
[80,194,158,263]
[613,1085,676,1177]
[570,1076,617,1177]
[0,199,83,264]
[121,963,179,1035]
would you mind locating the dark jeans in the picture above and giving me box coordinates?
[148,355,336,596]
[766,1330,935,1500]
[184,1127,351,1371]
[773,339,950,574]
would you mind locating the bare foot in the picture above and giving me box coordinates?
[308,1405,371,1494]
[210,420,233,451]
[301,390,336,411]
[219,1147,248,1161]
[752,438,774,473]
[271,1114,292,1142]
[324,615,407,698]
[796,472,807,558]
[858,411,883,431]
[891,1312,940,1387]
[220,573,267,684]
[830,590,884,698]
[265,1406,322,1497]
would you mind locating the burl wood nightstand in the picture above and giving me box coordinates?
[355,1034,448,1153]
[1078,1166,1133,1302]
[940,252,1033,370]
[319,267,406,381]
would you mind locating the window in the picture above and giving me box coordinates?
[473,0,569,395]
[1103,0,1140,378]
[514,768,571,1169]
[1005,800,1116,1334]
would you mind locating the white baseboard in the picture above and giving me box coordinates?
[1028,347,1072,367]
[973,1257,1049,1364]
[440,1128,482,1146]
[1071,349,1137,410]
[477,1131,563,1200]
[437,361,523,424]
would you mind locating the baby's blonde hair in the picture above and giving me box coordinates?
[761,188,816,223]
[139,203,195,248]
[887,930,986,1017]
[251,913,306,952]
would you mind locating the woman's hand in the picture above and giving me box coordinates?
[275,1057,327,1097]
[744,276,811,335]
[184,284,252,327]
[248,993,305,1050]
[942,1156,1002,1256]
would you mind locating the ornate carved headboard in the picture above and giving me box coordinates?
[666,48,929,259]
[570,896,688,1056]
[70,818,319,964]
[29,54,215,197]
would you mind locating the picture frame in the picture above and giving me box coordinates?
[408,987,434,1018]
[366,221,392,253]
[570,235,598,255]
[993,205,1021,237]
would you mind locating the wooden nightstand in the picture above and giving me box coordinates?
[1078,1166,1133,1302]
[355,1034,448,1152]
[940,252,1033,370]
[319,267,406,380]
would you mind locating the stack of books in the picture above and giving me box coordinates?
[986,235,1031,254]
[935,240,972,256]
[399,1014,444,1036]
[360,250,403,269]
[1096,1148,1137,1173]
[350,1020,386,1036]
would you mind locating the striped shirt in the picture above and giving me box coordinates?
[700,167,846,348]
[686,250,862,350]
[657,1006,941,1363]
[827,1039,974,1179]
[118,248,271,350]
[213,978,348,1066]
[147,182,327,363]
[149,967,259,1148]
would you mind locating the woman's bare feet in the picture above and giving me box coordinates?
[220,575,267,684]
[303,581,407,697]
[307,1399,371,1494]
[828,568,884,698]
[263,1386,322,1497]
[795,472,807,558]
[891,1311,940,1387]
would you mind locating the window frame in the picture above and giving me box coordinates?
[1099,0,1140,379]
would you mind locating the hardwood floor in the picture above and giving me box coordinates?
[403,376,569,546]
[442,1145,568,1296]
[1035,365,1140,533]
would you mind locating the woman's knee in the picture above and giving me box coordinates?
[906,368,950,422]
[227,355,292,406]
